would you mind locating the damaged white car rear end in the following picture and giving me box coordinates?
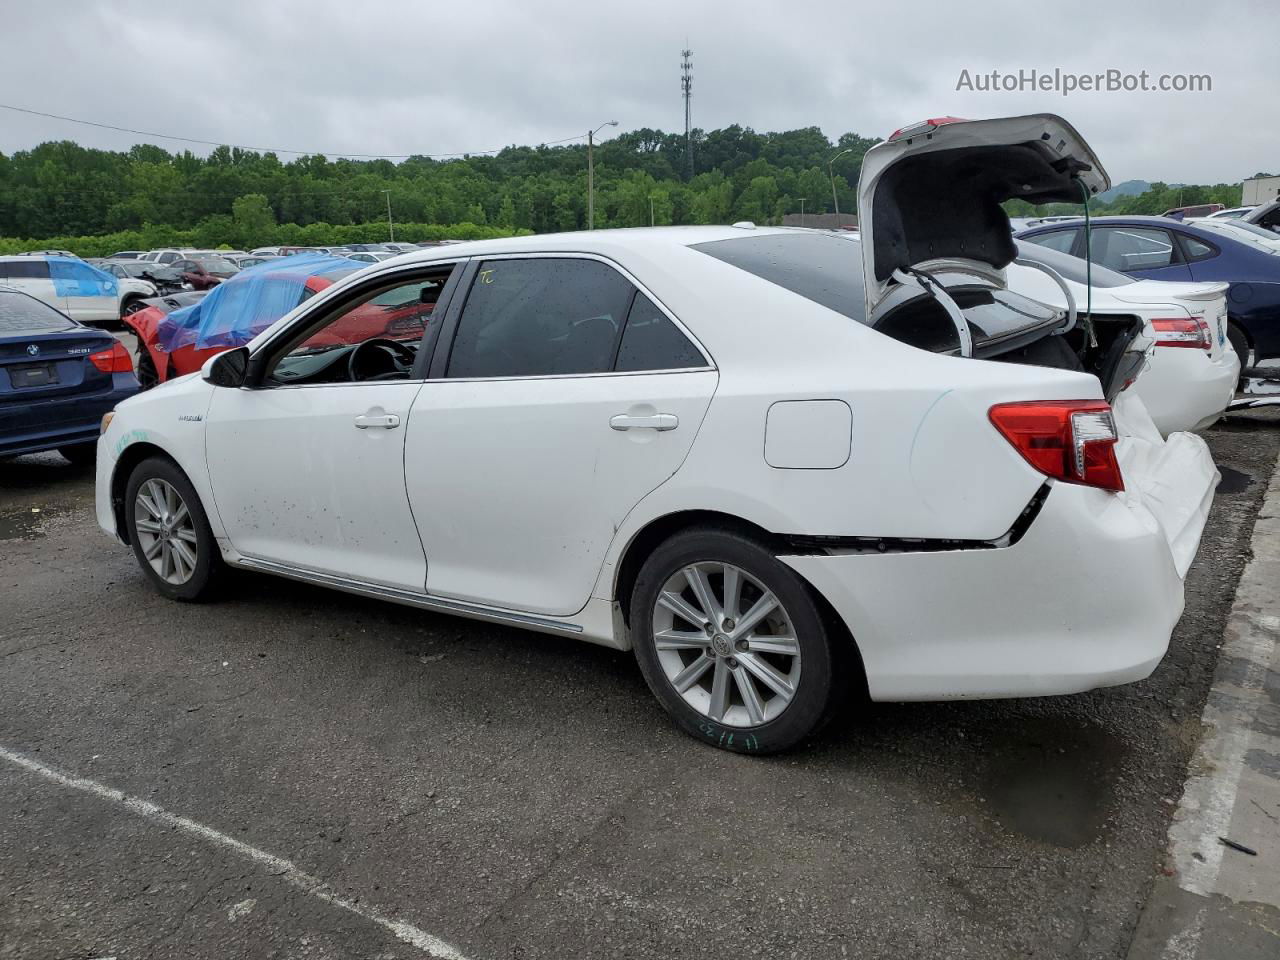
[764,114,1219,706]
[96,114,1219,755]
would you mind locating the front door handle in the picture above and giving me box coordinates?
[610,413,679,432]
[354,413,401,429]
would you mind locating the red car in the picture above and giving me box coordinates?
[124,271,437,387]
[171,255,240,290]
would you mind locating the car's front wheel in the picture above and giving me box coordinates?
[124,457,221,601]
[631,527,843,754]
[135,350,159,390]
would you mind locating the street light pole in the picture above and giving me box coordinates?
[587,120,618,230]
[383,189,395,242]
[650,195,655,226]
[798,197,807,228]
[829,148,853,224]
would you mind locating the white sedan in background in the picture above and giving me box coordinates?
[96,115,1218,753]
[1010,241,1239,435]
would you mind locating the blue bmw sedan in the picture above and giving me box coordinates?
[1017,215,1280,370]
[1,286,139,464]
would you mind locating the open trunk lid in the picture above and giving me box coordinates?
[859,114,1109,317]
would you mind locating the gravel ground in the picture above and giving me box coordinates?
[0,409,1277,960]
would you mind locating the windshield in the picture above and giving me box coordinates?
[0,290,77,333]
[1014,239,1135,287]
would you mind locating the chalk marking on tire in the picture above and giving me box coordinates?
[0,745,471,960]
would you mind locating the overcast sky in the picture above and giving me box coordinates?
[0,0,1275,184]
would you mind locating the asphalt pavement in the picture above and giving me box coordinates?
[1,410,1278,960]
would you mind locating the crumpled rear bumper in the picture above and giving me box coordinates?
[781,393,1218,702]
[1111,391,1219,579]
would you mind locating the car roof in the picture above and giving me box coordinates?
[380,225,791,268]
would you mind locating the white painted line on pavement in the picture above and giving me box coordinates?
[1164,459,1280,900]
[1165,613,1277,898]
[0,745,472,960]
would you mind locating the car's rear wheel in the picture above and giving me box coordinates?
[1227,322,1252,378]
[124,457,221,601]
[631,527,842,754]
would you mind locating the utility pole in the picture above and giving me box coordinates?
[587,121,618,230]
[681,48,693,179]
[829,148,853,224]
[383,190,395,242]
[798,197,807,227]
[650,195,655,226]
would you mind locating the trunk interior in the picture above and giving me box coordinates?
[872,289,1146,401]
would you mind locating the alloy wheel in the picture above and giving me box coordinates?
[652,561,801,728]
[133,478,199,585]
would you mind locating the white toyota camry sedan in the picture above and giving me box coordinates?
[96,115,1219,752]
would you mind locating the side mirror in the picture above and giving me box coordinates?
[202,347,250,388]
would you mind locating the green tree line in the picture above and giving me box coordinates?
[0,126,875,254]
[0,125,1251,255]
[1006,180,1244,219]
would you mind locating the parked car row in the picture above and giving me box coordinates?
[1016,215,1280,371]
[85,113,1230,754]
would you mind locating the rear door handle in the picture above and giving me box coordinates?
[610,413,679,432]
[354,413,400,429]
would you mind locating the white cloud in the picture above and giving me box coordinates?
[0,0,1274,183]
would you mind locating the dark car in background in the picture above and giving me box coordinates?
[0,286,139,464]
[1017,215,1280,369]
[171,256,239,290]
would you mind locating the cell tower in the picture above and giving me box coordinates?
[681,48,693,179]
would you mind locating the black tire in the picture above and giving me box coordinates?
[135,349,159,390]
[121,298,146,317]
[631,527,844,754]
[58,442,96,467]
[1227,322,1251,378]
[124,456,222,601]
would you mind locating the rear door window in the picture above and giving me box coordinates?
[446,258,635,378]
[1093,227,1177,272]
[1024,229,1079,255]
[1014,239,1135,287]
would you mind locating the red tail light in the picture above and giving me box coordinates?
[1150,317,1211,350]
[88,341,134,374]
[989,400,1124,492]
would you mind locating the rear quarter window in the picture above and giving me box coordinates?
[0,260,53,280]
[615,293,706,371]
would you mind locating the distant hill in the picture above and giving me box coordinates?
[1097,180,1151,203]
